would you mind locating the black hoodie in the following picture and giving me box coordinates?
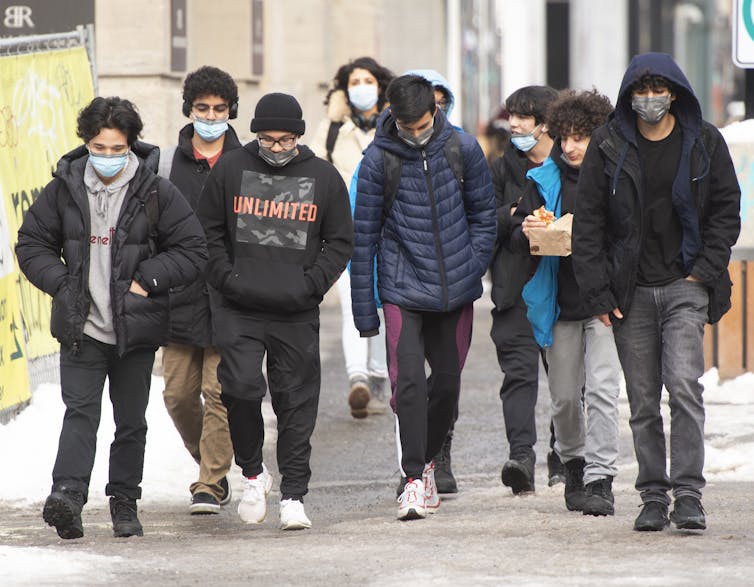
[197,141,353,321]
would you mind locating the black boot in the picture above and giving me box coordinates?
[433,432,458,494]
[110,496,144,538]
[564,457,586,511]
[501,449,536,495]
[43,486,85,539]
[547,450,566,486]
[583,476,615,516]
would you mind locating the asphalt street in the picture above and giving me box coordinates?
[2,292,754,586]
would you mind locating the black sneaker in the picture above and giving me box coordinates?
[670,495,706,530]
[633,501,670,532]
[218,476,232,506]
[564,457,586,511]
[501,450,535,495]
[110,496,143,537]
[547,451,566,486]
[190,491,221,515]
[433,434,458,494]
[42,487,85,539]
[582,476,614,516]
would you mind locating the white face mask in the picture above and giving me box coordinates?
[348,84,379,112]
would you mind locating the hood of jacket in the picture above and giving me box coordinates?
[325,89,353,124]
[372,107,455,160]
[54,140,160,197]
[404,69,456,118]
[612,52,705,272]
[614,52,702,145]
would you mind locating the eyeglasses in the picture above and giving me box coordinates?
[192,103,230,115]
[257,134,297,149]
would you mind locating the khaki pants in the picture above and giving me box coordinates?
[163,343,233,499]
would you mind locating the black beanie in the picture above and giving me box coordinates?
[250,92,305,135]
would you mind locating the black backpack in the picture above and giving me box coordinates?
[380,129,465,225]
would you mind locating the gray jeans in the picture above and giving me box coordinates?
[613,278,708,504]
[546,317,621,484]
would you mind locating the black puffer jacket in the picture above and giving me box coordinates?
[164,124,242,346]
[572,53,741,324]
[16,141,208,356]
[488,141,535,311]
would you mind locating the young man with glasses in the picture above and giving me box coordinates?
[159,66,243,515]
[351,75,496,520]
[197,92,353,530]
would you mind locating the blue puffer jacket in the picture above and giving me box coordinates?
[351,109,496,335]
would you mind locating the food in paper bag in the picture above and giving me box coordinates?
[533,205,556,226]
[528,212,573,257]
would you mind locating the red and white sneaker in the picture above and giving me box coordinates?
[423,461,440,513]
[397,478,427,520]
[238,463,273,524]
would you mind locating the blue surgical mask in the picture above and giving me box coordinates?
[193,117,228,142]
[348,84,379,112]
[510,124,542,153]
[89,151,128,178]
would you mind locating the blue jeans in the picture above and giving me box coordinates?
[613,278,708,504]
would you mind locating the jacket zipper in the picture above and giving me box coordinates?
[421,149,448,311]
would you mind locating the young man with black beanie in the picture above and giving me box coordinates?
[197,92,353,530]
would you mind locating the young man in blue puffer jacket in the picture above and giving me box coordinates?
[351,74,496,521]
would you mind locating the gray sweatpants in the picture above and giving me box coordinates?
[546,317,621,485]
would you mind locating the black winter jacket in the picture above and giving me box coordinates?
[197,141,353,321]
[16,142,208,356]
[572,53,741,324]
[488,141,535,311]
[164,124,242,346]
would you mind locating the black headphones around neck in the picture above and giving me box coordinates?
[351,111,379,131]
[182,96,239,119]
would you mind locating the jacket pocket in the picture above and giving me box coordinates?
[707,268,732,324]
[123,291,169,348]
[222,259,316,313]
[50,281,73,346]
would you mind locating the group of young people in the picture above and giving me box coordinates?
[16,51,739,539]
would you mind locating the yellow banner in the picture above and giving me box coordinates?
[0,47,94,359]
[0,272,30,411]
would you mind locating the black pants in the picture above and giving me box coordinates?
[216,309,320,499]
[490,296,539,457]
[53,336,154,501]
[384,303,473,480]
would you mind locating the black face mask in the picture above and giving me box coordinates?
[258,145,298,167]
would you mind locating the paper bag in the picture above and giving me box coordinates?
[528,213,573,257]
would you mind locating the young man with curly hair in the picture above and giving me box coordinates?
[510,88,620,517]
[159,66,243,514]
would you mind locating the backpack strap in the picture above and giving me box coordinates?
[145,178,161,256]
[380,129,465,226]
[158,145,177,180]
[325,121,343,163]
[442,129,465,194]
[381,149,402,226]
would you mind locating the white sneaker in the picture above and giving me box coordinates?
[279,499,312,530]
[423,461,440,513]
[238,464,273,524]
[397,478,427,520]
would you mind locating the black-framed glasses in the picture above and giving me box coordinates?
[258,134,297,149]
[192,103,230,115]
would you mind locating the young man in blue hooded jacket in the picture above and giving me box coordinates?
[351,74,496,520]
[572,53,741,532]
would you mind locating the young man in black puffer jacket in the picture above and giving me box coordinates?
[16,96,207,540]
